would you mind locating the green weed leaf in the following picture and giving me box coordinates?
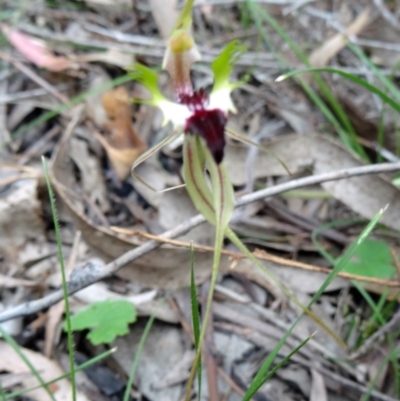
[66,300,136,345]
[341,239,397,280]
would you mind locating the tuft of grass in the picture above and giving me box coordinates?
[42,156,76,401]
[243,333,314,400]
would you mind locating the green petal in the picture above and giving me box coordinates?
[211,40,246,93]
[129,63,166,105]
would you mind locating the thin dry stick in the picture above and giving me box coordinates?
[124,230,399,287]
[0,51,69,103]
[0,161,400,323]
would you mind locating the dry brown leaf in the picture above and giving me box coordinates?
[70,137,110,213]
[95,87,147,180]
[309,8,370,67]
[1,25,76,72]
[0,177,49,267]
[0,341,89,401]
[224,133,400,231]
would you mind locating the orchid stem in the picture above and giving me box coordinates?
[184,226,223,400]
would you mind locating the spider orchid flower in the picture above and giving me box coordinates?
[129,2,345,398]
[129,6,246,396]
[130,39,245,175]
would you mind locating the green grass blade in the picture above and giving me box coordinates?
[243,334,314,400]
[2,75,132,148]
[348,42,400,103]
[190,243,201,398]
[4,348,115,400]
[123,315,155,401]
[42,156,76,401]
[279,67,400,114]
[0,327,56,401]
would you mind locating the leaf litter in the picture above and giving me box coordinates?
[0,1,400,400]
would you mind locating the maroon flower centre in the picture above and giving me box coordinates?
[179,89,227,164]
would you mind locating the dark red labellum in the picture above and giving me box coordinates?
[185,109,227,164]
[180,89,227,164]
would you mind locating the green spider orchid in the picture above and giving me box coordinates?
[129,1,344,399]
[130,39,245,173]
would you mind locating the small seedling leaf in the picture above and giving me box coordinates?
[66,300,136,345]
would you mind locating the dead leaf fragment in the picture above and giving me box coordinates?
[310,369,328,401]
[0,341,89,401]
[309,8,370,67]
[1,25,75,72]
[0,177,48,266]
[95,87,147,180]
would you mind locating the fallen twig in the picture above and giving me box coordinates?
[0,161,399,323]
